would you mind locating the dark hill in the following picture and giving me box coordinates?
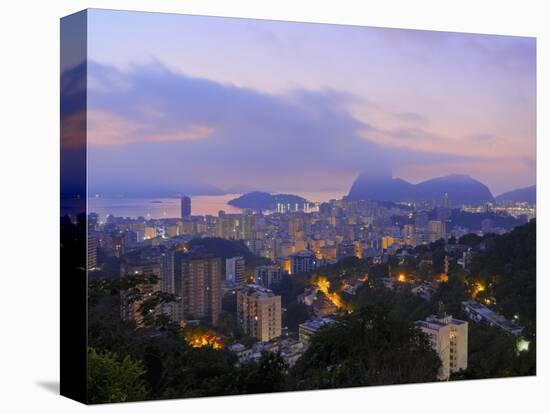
[347,173,494,206]
[496,185,536,204]
[228,191,310,211]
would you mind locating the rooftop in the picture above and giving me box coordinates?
[462,300,523,334]
[415,314,467,331]
[300,317,337,331]
[291,250,316,258]
[240,284,278,299]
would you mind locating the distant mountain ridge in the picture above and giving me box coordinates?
[496,185,536,204]
[228,191,310,210]
[347,173,494,206]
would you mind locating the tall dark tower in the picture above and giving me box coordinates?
[181,196,191,218]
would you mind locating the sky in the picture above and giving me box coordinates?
[83,9,536,197]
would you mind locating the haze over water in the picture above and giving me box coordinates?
[88,191,346,220]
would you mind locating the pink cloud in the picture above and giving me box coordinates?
[87,110,214,146]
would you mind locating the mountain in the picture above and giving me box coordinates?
[347,173,494,206]
[228,191,310,211]
[495,185,536,204]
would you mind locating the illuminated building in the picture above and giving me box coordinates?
[415,313,468,380]
[226,256,245,286]
[381,236,396,250]
[130,222,146,241]
[278,241,294,258]
[289,250,317,274]
[165,224,181,238]
[288,216,304,236]
[144,226,156,240]
[319,245,337,260]
[173,254,222,325]
[240,214,257,240]
[280,257,291,273]
[87,230,98,270]
[216,214,257,240]
[309,239,325,256]
[403,224,415,246]
[428,220,446,242]
[180,196,191,218]
[216,214,237,239]
[255,265,284,288]
[177,219,196,235]
[337,240,357,260]
[294,238,306,252]
[236,284,282,342]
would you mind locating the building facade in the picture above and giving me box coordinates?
[289,250,316,275]
[236,284,282,342]
[180,196,191,218]
[226,256,246,286]
[173,254,222,326]
[255,265,284,288]
[416,313,468,380]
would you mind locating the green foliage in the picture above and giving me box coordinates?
[351,283,432,322]
[237,352,288,394]
[87,348,148,404]
[284,301,310,332]
[290,305,440,389]
[216,310,237,336]
[313,256,370,283]
[451,324,536,380]
[476,220,536,335]
[187,237,270,269]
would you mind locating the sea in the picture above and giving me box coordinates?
[86,191,346,221]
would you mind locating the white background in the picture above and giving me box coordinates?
[0,0,547,412]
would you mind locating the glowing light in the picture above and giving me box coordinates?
[471,282,486,299]
[517,338,530,353]
[184,329,224,350]
[397,274,407,283]
[314,276,344,309]
[436,273,449,283]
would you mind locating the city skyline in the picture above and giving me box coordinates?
[59,10,537,404]
[82,10,536,197]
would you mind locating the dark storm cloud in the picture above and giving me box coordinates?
[86,61,468,196]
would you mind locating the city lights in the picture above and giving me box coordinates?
[471,282,486,299]
[314,276,344,309]
[184,329,224,350]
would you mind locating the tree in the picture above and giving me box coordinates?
[237,351,288,394]
[87,348,148,403]
[290,305,440,389]
[452,324,535,379]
